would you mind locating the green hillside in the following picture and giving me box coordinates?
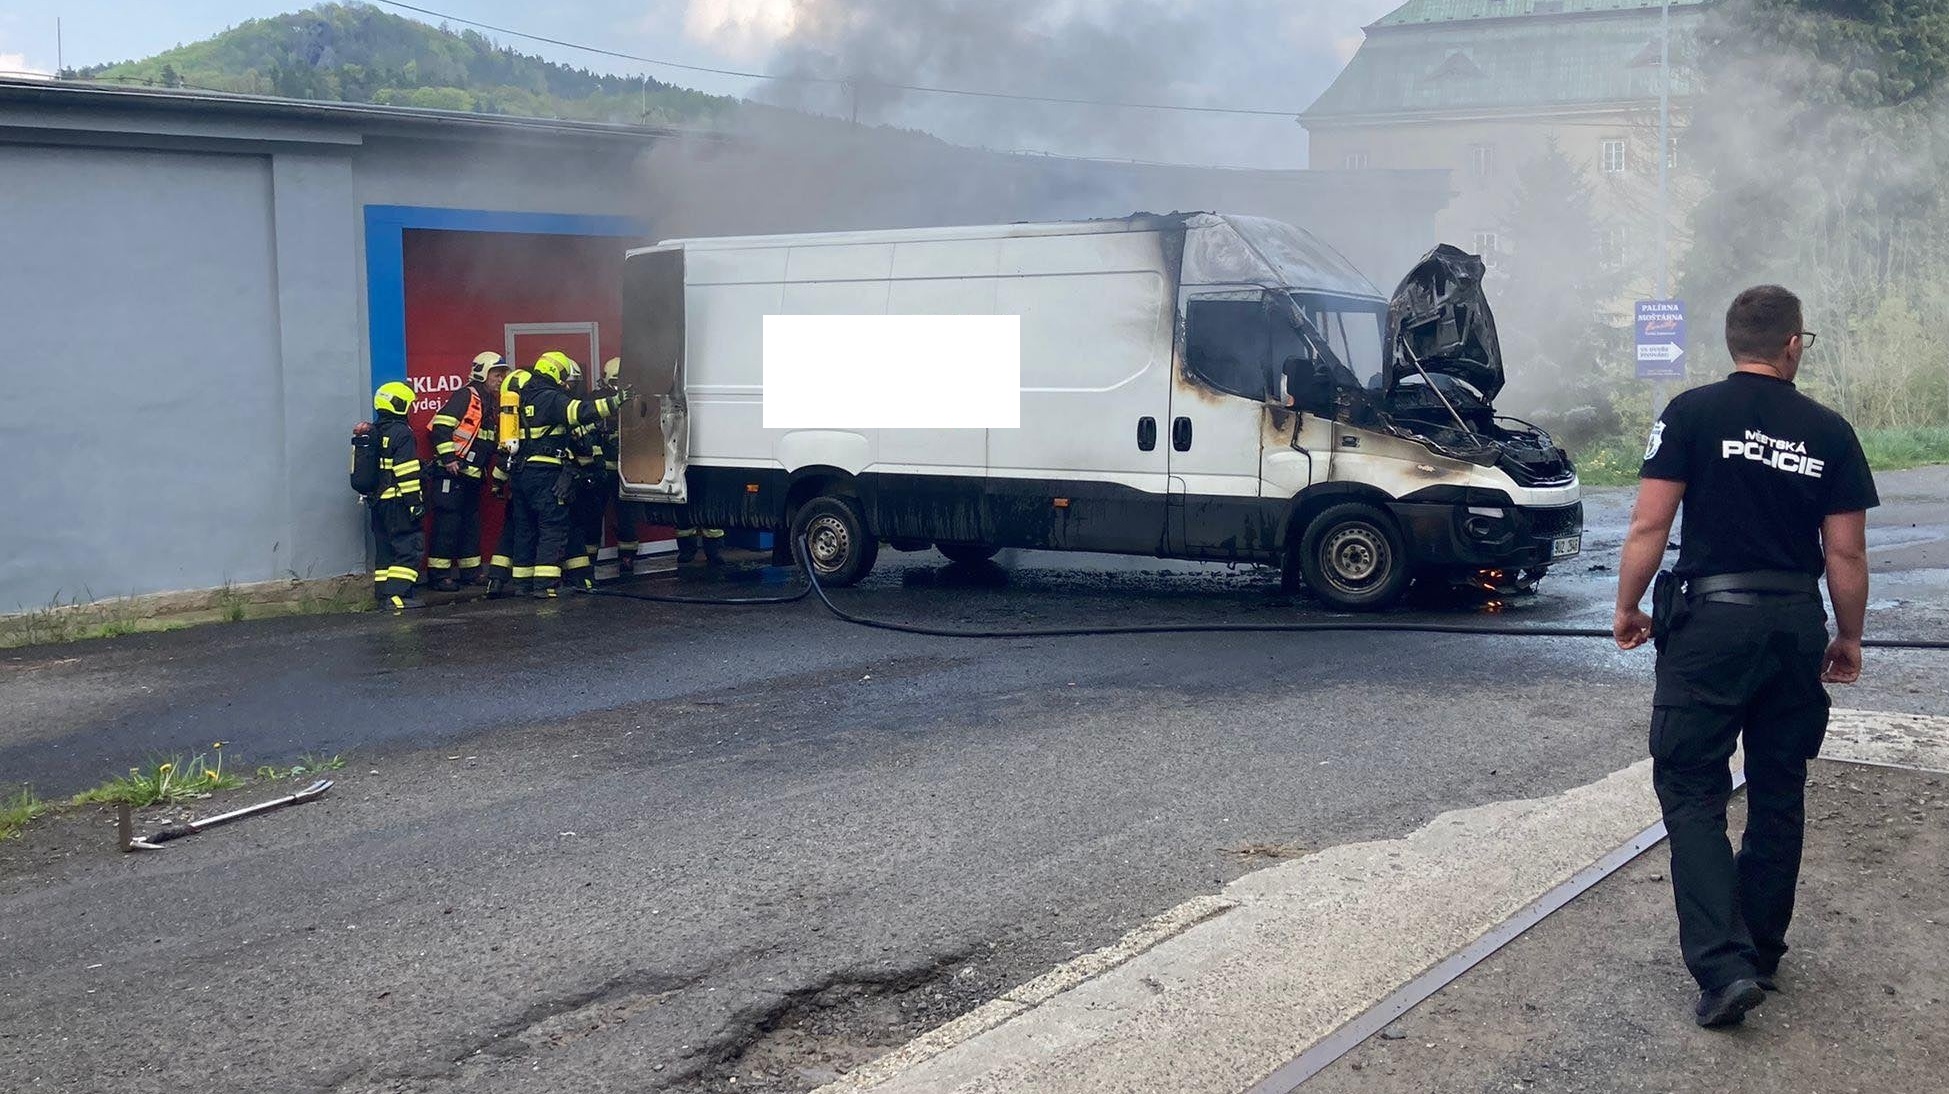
[80,1,733,127]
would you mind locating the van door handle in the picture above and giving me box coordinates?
[1137,417,1157,451]
[1171,416,1193,451]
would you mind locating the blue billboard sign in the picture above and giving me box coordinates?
[1635,299,1687,380]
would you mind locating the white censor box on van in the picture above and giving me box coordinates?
[762,315,1021,430]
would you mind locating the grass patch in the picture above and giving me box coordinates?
[1,787,48,841]
[69,749,243,808]
[255,753,347,781]
[1858,426,1949,471]
[1572,425,1949,488]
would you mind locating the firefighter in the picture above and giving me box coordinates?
[362,382,426,611]
[426,351,509,591]
[1614,285,1878,1027]
[509,351,633,598]
[599,358,650,576]
[484,363,532,598]
[558,357,605,592]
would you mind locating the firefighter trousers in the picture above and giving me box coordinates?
[428,473,484,578]
[612,497,648,568]
[564,469,610,587]
[1650,594,1831,993]
[514,463,573,589]
[368,499,425,605]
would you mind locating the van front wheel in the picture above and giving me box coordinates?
[792,495,878,587]
[1297,502,1410,611]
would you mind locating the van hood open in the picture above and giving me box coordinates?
[1381,245,1505,402]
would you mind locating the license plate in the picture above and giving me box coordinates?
[1551,535,1582,559]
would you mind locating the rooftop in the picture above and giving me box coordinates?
[1375,0,1702,26]
[1305,1,1706,121]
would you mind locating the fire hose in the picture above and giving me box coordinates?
[594,540,1949,650]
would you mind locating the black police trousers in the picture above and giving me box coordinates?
[1651,594,1831,992]
[428,472,484,578]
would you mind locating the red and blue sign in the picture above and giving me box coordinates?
[1635,299,1687,380]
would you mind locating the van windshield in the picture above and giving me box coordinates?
[1292,294,1386,392]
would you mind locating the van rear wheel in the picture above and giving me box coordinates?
[1297,502,1410,611]
[791,495,878,587]
[936,543,1000,565]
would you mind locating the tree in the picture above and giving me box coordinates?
[159,63,181,88]
[1679,0,1949,424]
[1493,139,1629,439]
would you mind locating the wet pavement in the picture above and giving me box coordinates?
[0,468,1944,1093]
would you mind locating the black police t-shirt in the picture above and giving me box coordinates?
[1640,371,1879,577]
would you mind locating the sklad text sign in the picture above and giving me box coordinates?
[1635,300,1687,380]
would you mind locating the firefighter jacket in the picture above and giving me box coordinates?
[373,412,423,505]
[428,381,498,481]
[517,376,622,468]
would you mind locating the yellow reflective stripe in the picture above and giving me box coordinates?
[512,565,536,579]
[458,555,483,569]
[491,554,512,568]
[461,465,484,479]
[391,460,422,474]
[701,529,727,539]
[426,558,453,570]
[532,564,562,579]
[431,414,459,428]
[388,566,419,582]
[562,555,592,571]
[525,455,563,465]
[372,572,388,583]
[435,441,458,455]
[617,541,639,551]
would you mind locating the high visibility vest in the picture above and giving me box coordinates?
[450,388,485,461]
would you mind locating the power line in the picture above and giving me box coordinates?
[368,0,1305,119]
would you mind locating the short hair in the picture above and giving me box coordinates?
[1725,285,1803,363]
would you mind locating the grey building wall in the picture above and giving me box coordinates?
[0,85,665,613]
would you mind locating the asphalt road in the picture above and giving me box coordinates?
[2,470,1944,1093]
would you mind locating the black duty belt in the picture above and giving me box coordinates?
[1687,570,1820,604]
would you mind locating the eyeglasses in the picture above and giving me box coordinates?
[1798,331,1819,347]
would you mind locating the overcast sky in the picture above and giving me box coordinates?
[1,0,1404,167]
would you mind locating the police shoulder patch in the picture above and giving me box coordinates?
[1644,421,1667,461]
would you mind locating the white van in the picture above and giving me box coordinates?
[615,213,1581,610]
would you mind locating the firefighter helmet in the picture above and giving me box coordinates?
[469,351,508,384]
[531,351,576,385]
[374,381,415,416]
[602,357,623,386]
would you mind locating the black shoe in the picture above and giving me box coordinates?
[1756,974,1778,992]
[702,541,724,565]
[432,577,460,593]
[1695,978,1765,1028]
[485,579,510,600]
[531,584,559,599]
[676,540,698,564]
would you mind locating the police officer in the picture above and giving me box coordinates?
[510,351,632,599]
[362,382,427,612]
[427,352,509,590]
[1613,285,1877,1028]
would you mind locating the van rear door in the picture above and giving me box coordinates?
[618,245,688,503]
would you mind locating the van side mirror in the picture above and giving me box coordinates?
[1284,355,1337,412]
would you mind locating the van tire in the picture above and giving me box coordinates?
[936,543,1000,565]
[1297,502,1410,611]
[792,495,878,587]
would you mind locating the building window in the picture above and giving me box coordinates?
[1469,142,1496,179]
[1343,151,1371,171]
[1472,231,1501,267]
[1601,225,1628,269]
[1667,137,1679,170]
[1602,139,1627,174]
